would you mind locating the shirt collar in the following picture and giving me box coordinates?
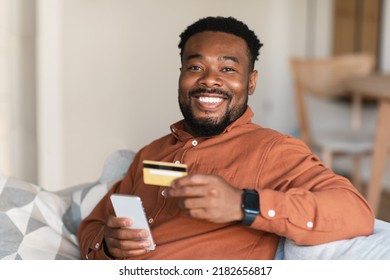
[170,106,254,141]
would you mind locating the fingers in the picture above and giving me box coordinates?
[105,234,152,258]
[167,174,243,223]
[106,216,132,228]
[172,174,211,188]
[168,174,219,198]
[104,215,152,258]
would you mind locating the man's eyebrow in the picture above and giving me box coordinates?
[185,54,204,61]
[184,54,240,64]
[219,56,240,63]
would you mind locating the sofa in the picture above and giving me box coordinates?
[1,150,389,260]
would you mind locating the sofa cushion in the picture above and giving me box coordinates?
[0,176,79,259]
[62,179,120,235]
[0,150,133,260]
[283,219,390,259]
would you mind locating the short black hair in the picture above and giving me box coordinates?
[178,16,263,70]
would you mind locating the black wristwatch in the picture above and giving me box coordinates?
[241,189,260,225]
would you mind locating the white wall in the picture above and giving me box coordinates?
[0,0,37,183]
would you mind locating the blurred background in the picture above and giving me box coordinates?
[1,0,389,218]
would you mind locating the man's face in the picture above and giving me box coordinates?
[178,31,258,137]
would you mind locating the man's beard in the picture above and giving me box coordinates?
[178,88,248,137]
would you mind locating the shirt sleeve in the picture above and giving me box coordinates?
[251,135,375,245]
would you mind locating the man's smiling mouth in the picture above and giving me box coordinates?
[189,88,231,110]
[198,96,224,104]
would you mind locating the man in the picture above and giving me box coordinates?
[78,16,374,260]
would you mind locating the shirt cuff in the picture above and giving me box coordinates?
[84,227,113,260]
[259,189,287,220]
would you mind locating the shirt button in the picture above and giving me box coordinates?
[174,160,181,164]
[148,218,154,224]
[95,243,100,249]
[307,221,314,229]
[161,189,167,197]
[192,140,198,146]
[268,209,276,218]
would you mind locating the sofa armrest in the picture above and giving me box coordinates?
[282,219,390,259]
[98,149,135,183]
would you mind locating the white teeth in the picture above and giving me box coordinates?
[198,96,223,103]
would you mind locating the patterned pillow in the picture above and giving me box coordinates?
[0,150,133,260]
[0,175,121,259]
[62,179,120,235]
[0,175,79,259]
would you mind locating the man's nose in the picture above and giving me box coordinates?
[198,69,222,88]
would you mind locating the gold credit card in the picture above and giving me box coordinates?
[143,160,188,187]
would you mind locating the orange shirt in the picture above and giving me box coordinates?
[77,107,374,259]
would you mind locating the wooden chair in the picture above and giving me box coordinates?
[290,53,375,191]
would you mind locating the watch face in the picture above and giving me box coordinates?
[244,191,259,214]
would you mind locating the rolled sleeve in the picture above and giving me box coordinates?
[251,136,374,245]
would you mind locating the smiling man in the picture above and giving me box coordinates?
[78,16,374,260]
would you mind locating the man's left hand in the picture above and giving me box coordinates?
[167,174,243,223]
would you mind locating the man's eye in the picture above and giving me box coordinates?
[222,67,235,72]
[189,65,202,71]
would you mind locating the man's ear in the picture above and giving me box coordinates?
[248,70,258,95]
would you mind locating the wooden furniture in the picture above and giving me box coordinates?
[290,53,375,188]
[333,0,382,68]
[345,74,390,214]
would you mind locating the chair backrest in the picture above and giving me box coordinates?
[290,53,375,145]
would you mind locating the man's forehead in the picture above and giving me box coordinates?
[184,31,247,52]
[182,31,249,62]
[186,30,246,44]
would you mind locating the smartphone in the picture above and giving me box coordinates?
[110,194,156,250]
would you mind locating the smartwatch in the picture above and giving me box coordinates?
[241,189,260,225]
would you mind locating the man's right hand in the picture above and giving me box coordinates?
[103,215,152,258]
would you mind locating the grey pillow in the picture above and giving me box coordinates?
[62,179,119,235]
[0,176,79,259]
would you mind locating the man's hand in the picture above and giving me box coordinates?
[103,215,152,258]
[168,174,243,223]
